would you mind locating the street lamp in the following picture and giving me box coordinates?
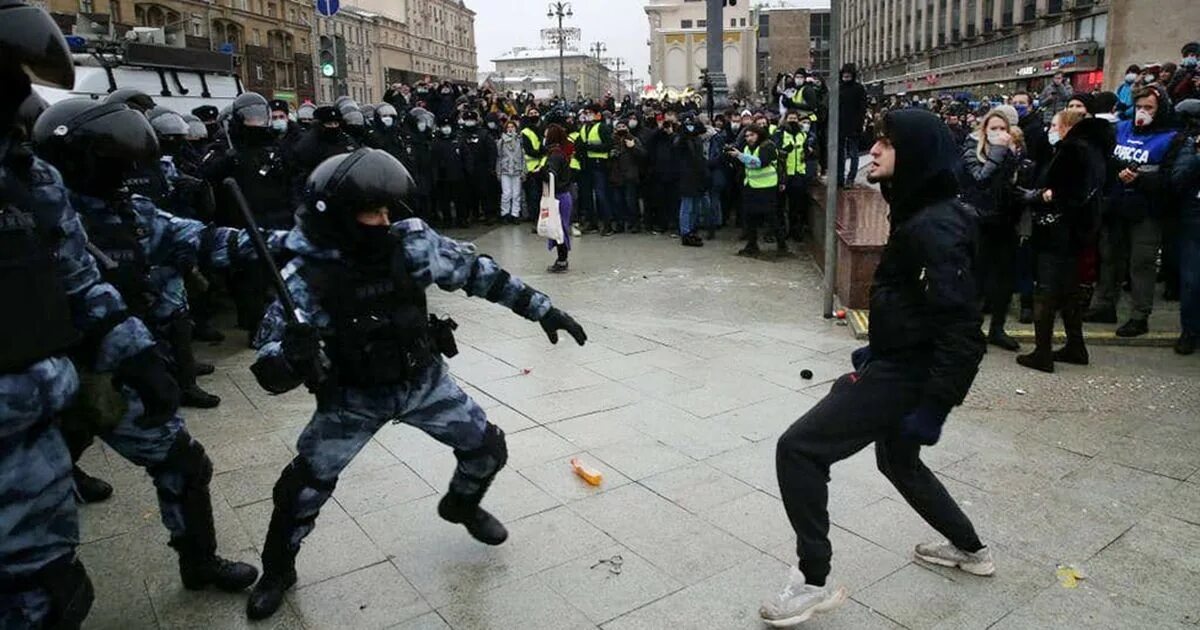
[547,2,573,98]
[609,56,625,99]
[589,42,606,98]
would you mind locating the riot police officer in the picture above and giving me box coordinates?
[244,148,588,619]
[401,106,435,223]
[367,102,406,162]
[2,4,165,625]
[458,109,498,225]
[34,99,280,598]
[291,105,358,179]
[202,93,296,341]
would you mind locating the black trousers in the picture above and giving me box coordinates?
[776,361,983,584]
[978,221,1019,329]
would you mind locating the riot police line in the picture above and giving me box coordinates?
[1,2,588,626]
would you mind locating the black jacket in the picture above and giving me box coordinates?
[869,109,985,410]
[958,140,1017,223]
[1031,117,1111,253]
[838,65,868,137]
[675,132,709,197]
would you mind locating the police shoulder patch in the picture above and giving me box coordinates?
[395,217,426,234]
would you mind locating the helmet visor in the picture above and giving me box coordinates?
[86,106,160,162]
[236,102,270,127]
[0,4,75,88]
[151,112,189,137]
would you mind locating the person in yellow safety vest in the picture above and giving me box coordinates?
[775,109,814,242]
[565,130,582,172]
[519,108,545,225]
[578,104,615,235]
[726,124,790,258]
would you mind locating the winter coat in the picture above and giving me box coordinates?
[430,134,465,185]
[608,133,645,186]
[675,132,709,197]
[538,145,573,195]
[838,67,868,137]
[1031,117,1111,254]
[1171,134,1200,225]
[868,109,985,411]
[958,141,1017,223]
[647,129,680,182]
[496,132,525,177]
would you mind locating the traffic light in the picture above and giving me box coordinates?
[723,0,737,5]
[319,35,337,78]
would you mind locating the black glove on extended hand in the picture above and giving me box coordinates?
[539,308,587,346]
[116,348,180,428]
[282,322,323,373]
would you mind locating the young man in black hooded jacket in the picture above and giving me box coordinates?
[761,109,990,627]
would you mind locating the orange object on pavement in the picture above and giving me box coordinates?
[570,458,603,486]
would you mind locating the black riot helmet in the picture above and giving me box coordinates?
[147,107,189,138]
[14,90,48,140]
[229,92,272,146]
[0,0,75,89]
[298,148,415,251]
[182,114,208,141]
[104,88,157,114]
[34,99,159,196]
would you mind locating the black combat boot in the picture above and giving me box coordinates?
[72,466,113,504]
[246,513,299,620]
[438,491,509,545]
[170,443,258,592]
[168,318,221,408]
[192,321,225,343]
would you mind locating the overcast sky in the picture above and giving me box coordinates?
[469,0,831,83]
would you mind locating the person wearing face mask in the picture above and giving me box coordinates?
[430,117,465,227]
[1085,85,1182,338]
[192,104,224,150]
[1170,100,1200,354]
[727,124,785,258]
[520,108,546,223]
[1009,91,1049,168]
[837,64,869,189]
[706,114,733,233]
[1015,110,1110,371]
[959,106,1022,352]
[674,114,709,247]
[244,149,587,620]
[497,120,526,224]
[400,107,435,224]
[1170,42,1200,103]
[1117,64,1142,121]
[776,109,815,245]
[203,93,301,345]
[609,121,646,234]
[646,118,682,234]
[457,110,498,225]
[577,104,616,235]
[297,101,316,130]
[367,102,405,161]
[428,81,459,123]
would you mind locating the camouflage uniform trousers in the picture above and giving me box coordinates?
[276,358,500,550]
[0,358,80,628]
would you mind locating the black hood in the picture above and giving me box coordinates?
[877,109,960,225]
[839,63,858,81]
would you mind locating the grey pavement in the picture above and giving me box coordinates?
[78,224,1200,629]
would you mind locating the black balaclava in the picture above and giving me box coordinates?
[350,222,394,264]
[876,109,960,227]
[0,63,32,133]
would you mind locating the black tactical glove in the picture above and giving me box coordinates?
[539,308,587,346]
[115,348,180,428]
[282,322,323,374]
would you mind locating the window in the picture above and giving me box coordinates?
[255,64,263,80]
[697,20,706,28]
[740,18,746,26]
[680,19,693,28]
[253,29,261,46]
[730,17,736,27]
[79,0,93,12]
[192,19,202,36]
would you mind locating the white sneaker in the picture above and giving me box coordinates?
[759,566,848,627]
[914,541,995,576]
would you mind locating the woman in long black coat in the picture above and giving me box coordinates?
[1017,110,1111,372]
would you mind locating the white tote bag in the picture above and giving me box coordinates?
[536,172,565,243]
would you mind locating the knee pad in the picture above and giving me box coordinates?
[158,431,213,488]
[271,457,337,511]
[453,423,507,480]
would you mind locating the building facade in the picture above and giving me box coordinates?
[756,7,832,91]
[839,0,1118,97]
[43,0,318,104]
[645,0,758,93]
[347,0,477,86]
[313,5,377,104]
[492,48,612,99]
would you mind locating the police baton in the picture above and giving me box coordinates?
[222,177,330,389]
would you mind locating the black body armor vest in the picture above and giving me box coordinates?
[301,257,434,387]
[0,168,81,373]
[82,206,152,318]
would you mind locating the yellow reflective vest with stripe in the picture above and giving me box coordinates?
[779,130,808,177]
[566,131,582,171]
[521,127,545,172]
[743,145,779,189]
[582,123,609,160]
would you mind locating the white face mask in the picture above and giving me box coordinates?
[417,122,428,132]
[381,116,394,127]
[1135,109,1153,127]
[270,119,288,132]
[628,120,638,129]
[986,130,1005,146]
[1047,130,1061,146]
[463,120,477,128]
[440,126,452,135]
[1125,73,1138,83]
